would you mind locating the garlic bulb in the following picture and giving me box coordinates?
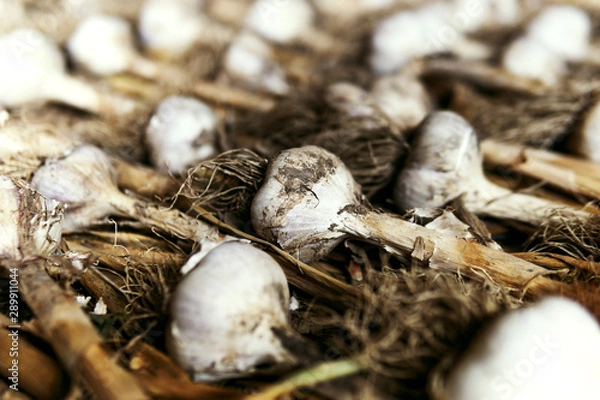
[0,28,132,114]
[502,35,566,86]
[244,0,314,45]
[394,111,590,226]
[167,241,295,382]
[0,176,63,259]
[145,96,219,174]
[251,145,558,294]
[224,31,289,95]
[138,0,233,58]
[444,296,600,400]
[526,5,592,63]
[67,14,159,78]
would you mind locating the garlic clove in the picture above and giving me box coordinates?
[570,100,600,164]
[244,0,314,45]
[0,176,63,260]
[444,296,600,400]
[224,31,289,95]
[145,95,219,174]
[526,5,592,63]
[67,14,146,77]
[167,241,295,382]
[251,145,363,262]
[30,146,122,230]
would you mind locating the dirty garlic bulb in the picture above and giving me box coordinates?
[394,111,592,226]
[224,31,289,95]
[138,0,233,58]
[251,145,559,295]
[67,14,160,78]
[0,176,63,259]
[30,145,221,248]
[168,241,295,382]
[0,28,133,114]
[444,296,600,400]
[145,95,219,174]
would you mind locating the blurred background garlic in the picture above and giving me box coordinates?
[224,31,289,95]
[0,28,135,114]
[67,14,161,78]
[0,0,25,34]
[145,95,220,174]
[167,241,296,382]
[138,0,234,59]
[569,99,600,163]
[443,296,600,400]
[0,176,63,259]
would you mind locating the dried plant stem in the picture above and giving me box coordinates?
[245,358,367,400]
[127,343,243,400]
[421,59,546,96]
[192,81,276,112]
[482,139,600,201]
[0,314,64,400]
[341,210,565,298]
[512,252,600,274]
[112,158,180,200]
[2,258,147,400]
[0,379,32,400]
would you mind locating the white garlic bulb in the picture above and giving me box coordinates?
[224,31,289,95]
[67,14,158,78]
[0,28,131,114]
[570,100,600,164]
[138,0,205,57]
[0,176,63,259]
[244,0,314,45]
[167,241,295,382]
[445,296,600,400]
[145,96,219,174]
[394,111,589,225]
[526,5,592,62]
[502,35,566,86]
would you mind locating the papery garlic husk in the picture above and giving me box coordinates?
[0,175,63,259]
[443,296,600,400]
[145,95,219,174]
[167,241,296,382]
[30,145,122,230]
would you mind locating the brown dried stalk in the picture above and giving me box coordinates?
[482,139,600,201]
[2,258,147,400]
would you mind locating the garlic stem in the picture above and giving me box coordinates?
[252,145,563,296]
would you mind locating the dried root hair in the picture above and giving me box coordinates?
[299,268,516,399]
[450,83,591,148]
[527,210,600,263]
[180,149,268,217]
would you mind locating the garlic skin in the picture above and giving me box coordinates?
[167,241,295,382]
[502,35,566,86]
[526,5,591,62]
[394,111,589,225]
[251,145,363,263]
[145,96,219,174]
[67,14,157,78]
[0,28,105,112]
[31,146,121,231]
[224,32,289,95]
[444,297,600,400]
[244,0,314,45]
[0,176,63,259]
